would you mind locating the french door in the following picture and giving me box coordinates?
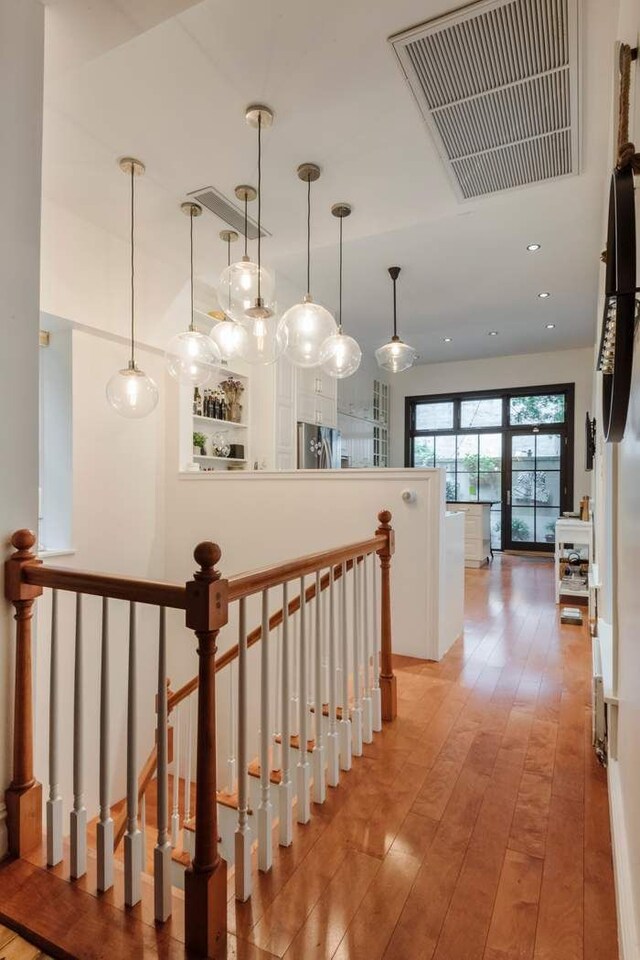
[504,430,568,550]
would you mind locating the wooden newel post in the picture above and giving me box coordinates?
[376,511,397,722]
[4,529,43,856]
[184,542,229,959]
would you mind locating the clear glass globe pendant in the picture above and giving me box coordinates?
[281,294,337,368]
[107,361,159,419]
[319,201,361,379]
[376,266,416,374]
[107,157,159,419]
[217,255,275,324]
[210,315,249,361]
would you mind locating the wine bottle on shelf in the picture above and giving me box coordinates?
[193,388,201,416]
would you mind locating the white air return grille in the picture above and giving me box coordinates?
[390,0,580,199]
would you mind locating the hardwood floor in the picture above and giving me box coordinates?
[0,555,618,959]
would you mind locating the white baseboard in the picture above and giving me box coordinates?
[608,758,639,960]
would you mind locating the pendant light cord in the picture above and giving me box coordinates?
[243,196,248,259]
[306,177,311,296]
[338,214,343,332]
[257,112,262,301]
[130,166,135,367]
[188,206,195,331]
[392,275,398,339]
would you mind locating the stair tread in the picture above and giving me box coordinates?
[248,759,282,784]
[310,702,345,720]
[275,734,315,753]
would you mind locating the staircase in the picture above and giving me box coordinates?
[1,511,397,958]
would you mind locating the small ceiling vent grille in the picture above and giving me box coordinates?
[390,0,580,200]
[187,185,270,240]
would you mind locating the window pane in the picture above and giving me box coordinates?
[457,474,479,501]
[512,471,538,506]
[479,433,502,472]
[511,436,536,468]
[413,436,435,467]
[445,474,457,501]
[434,435,456,467]
[511,507,534,542]
[490,502,502,550]
[479,472,501,501]
[460,397,502,428]
[456,433,478,468]
[536,507,560,543]
[534,471,560,506]
[509,394,565,425]
[536,433,561,461]
[415,401,454,431]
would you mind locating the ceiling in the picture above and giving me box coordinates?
[41,0,619,363]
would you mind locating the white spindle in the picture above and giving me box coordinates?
[290,609,299,736]
[362,555,373,744]
[70,593,87,879]
[227,661,237,794]
[279,582,293,846]
[326,566,340,787]
[170,708,180,847]
[235,598,252,900]
[46,589,63,867]
[372,553,382,732]
[339,562,352,771]
[351,560,363,757]
[96,597,113,890]
[184,696,193,824]
[154,607,172,922]
[141,793,147,838]
[258,589,273,871]
[124,602,142,907]
[272,624,282,773]
[297,576,311,823]
[312,570,326,804]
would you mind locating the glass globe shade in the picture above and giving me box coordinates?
[210,318,249,361]
[106,364,159,418]
[237,312,286,365]
[165,329,219,386]
[216,256,275,324]
[319,331,362,379]
[280,297,338,368]
[375,338,416,374]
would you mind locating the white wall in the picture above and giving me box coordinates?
[0,0,44,858]
[389,346,594,509]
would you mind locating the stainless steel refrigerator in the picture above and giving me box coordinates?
[297,422,342,469]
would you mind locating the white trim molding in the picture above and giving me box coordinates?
[608,758,639,960]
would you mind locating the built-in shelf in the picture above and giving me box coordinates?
[193,415,248,429]
[193,455,247,464]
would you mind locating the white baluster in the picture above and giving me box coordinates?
[141,793,147,838]
[97,597,113,890]
[362,555,373,744]
[154,607,172,922]
[124,602,142,907]
[297,575,311,823]
[227,661,237,794]
[312,570,326,804]
[339,562,352,771]
[235,598,252,901]
[351,560,363,757]
[326,567,340,787]
[170,708,180,848]
[70,593,87,879]
[184,696,193,825]
[279,582,293,846]
[272,624,282,774]
[47,589,63,867]
[258,589,273,871]
[290,608,299,736]
[372,553,382,732]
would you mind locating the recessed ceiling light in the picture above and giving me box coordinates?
[443,337,453,342]
[538,291,550,298]
[488,330,499,336]
[546,323,555,329]
[527,243,541,252]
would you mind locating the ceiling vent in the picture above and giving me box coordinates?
[390,0,580,200]
[187,185,270,240]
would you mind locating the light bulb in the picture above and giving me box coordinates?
[106,363,159,418]
[319,331,362,378]
[165,330,219,386]
[280,296,337,368]
[217,256,275,323]
[375,338,416,374]
[237,312,286,365]
[210,318,249,361]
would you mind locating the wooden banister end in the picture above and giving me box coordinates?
[194,542,222,581]
[10,529,37,555]
[5,530,42,604]
[377,510,392,529]
[376,510,395,558]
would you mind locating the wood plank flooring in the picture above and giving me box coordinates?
[0,555,618,959]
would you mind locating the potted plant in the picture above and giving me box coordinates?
[220,376,245,423]
[193,431,207,457]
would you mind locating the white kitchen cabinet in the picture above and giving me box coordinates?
[446,502,491,567]
[296,368,337,428]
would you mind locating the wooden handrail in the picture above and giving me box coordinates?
[167,555,365,714]
[227,536,385,602]
[21,565,187,609]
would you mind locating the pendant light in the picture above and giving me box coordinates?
[106,158,159,418]
[279,163,337,367]
[375,267,417,373]
[165,202,220,385]
[236,105,283,365]
[209,229,249,360]
[319,203,362,379]
[216,184,274,323]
